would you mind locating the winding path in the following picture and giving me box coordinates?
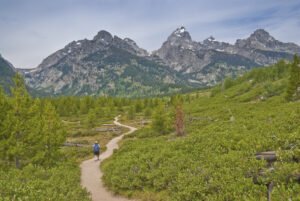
[80,116,137,201]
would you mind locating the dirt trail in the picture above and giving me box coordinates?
[80,116,137,201]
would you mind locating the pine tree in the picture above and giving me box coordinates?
[2,74,31,168]
[40,102,66,166]
[95,104,104,117]
[127,106,135,120]
[80,96,93,114]
[144,107,152,117]
[152,104,169,134]
[285,55,300,101]
[27,98,44,163]
[0,87,10,165]
[86,109,97,129]
[135,100,143,113]
[0,87,8,126]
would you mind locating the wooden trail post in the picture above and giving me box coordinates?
[253,151,300,201]
[266,181,273,201]
[255,151,277,201]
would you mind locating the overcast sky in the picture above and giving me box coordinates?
[0,0,299,69]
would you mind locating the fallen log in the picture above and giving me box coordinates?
[255,151,277,163]
[63,142,86,147]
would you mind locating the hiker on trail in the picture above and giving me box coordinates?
[93,141,100,161]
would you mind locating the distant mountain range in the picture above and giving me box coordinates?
[154,27,300,86]
[1,27,300,97]
[22,30,192,97]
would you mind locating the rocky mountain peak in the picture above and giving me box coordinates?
[112,36,148,57]
[123,38,148,56]
[93,30,113,44]
[168,26,192,42]
[0,54,15,70]
[249,29,275,43]
[124,37,136,44]
[173,26,187,36]
[203,36,217,44]
[235,28,276,49]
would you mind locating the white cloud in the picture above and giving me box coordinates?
[0,0,299,68]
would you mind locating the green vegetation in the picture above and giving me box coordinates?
[1,56,300,200]
[0,163,90,201]
[0,75,90,200]
[0,75,164,200]
[285,55,300,101]
[0,74,66,168]
[102,57,300,200]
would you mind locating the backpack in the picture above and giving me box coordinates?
[93,144,100,152]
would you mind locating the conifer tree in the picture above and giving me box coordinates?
[95,104,104,117]
[144,107,152,117]
[40,101,66,166]
[0,87,8,127]
[135,100,143,113]
[152,104,169,134]
[285,55,300,101]
[86,109,97,129]
[80,96,93,114]
[2,74,31,168]
[0,87,9,164]
[27,98,44,163]
[128,106,135,120]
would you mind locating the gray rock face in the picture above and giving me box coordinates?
[24,30,191,97]
[235,29,300,53]
[21,27,300,96]
[153,26,204,72]
[0,54,16,93]
[154,27,300,86]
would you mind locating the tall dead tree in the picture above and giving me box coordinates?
[175,104,185,136]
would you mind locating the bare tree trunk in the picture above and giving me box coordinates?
[15,156,20,169]
[267,182,273,201]
[175,104,185,136]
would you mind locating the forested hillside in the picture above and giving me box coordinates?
[101,56,300,200]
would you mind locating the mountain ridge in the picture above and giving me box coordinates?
[23,31,193,97]
[19,27,300,96]
[153,27,299,86]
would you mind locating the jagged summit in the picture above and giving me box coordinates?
[249,28,275,42]
[168,26,192,41]
[233,28,300,53]
[251,29,270,36]
[93,30,113,43]
[207,36,216,41]
[203,36,217,44]
[173,26,186,36]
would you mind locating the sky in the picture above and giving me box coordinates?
[0,0,299,69]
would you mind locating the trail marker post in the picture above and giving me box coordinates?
[255,151,277,201]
